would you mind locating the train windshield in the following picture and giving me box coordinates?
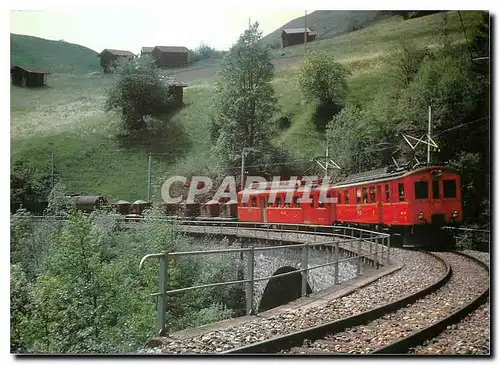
[443,179,457,198]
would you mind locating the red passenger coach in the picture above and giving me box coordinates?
[237,184,337,226]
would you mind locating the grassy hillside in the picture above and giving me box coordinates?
[11,33,100,72]
[10,11,485,203]
[262,10,392,47]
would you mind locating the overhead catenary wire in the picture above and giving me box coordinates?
[457,11,474,60]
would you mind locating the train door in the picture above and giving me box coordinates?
[260,196,267,224]
[430,177,444,225]
[376,185,383,223]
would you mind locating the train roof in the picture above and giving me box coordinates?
[238,184,334,196]
[333,165,459,188]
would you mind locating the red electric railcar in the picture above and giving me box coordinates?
[237,165,462,247]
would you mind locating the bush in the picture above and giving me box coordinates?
[385,42,431,87]
[298,51,350,131]
[326,104,379,173]
[105,55,173,134]
[297,51,350,106]
[11,160,52,213]
[276,115,291,130]
[188,43,225,64]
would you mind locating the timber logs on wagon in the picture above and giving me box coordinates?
[113,200,132,215]
[179,202,200,218]
[201,200,220,217]
[221,199,238,218]
[130,200,152,215]
[67,195,108,213]
[163,202,180,216]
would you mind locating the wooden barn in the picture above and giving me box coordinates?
[98,49,135,73]
[152,46,189,68]
[281,28,317,48]
[11,66,50,87]
[141,46,154,56]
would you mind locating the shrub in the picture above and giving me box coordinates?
[297,51,350,106]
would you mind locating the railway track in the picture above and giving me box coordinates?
[223,251,489,355]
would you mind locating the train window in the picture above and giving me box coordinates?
[385,184,390,202]
[398,183,405,202]
[293,196,300,208]
[276,197,282,207]
[356,189,361,204]
[369,187,376,203]
[362,188,368,204]
[344,191,349,204]
[318,198,324,208]
[414,181,428,199]
[251,197,257,207]
[432,180,440,199]
[310,195,315,208]
[443,180,457,198]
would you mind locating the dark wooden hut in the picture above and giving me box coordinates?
[11,66,50,87]
[151,46,189,68]
[98,49,135,73]
[281,28,317,48]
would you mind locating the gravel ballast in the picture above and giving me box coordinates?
[291,251,489,354]
[139,248,445,354]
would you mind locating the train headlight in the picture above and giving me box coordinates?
[417,212,425,220]
[452,210,458,218]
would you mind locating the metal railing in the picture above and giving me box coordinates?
[139,222,391,335]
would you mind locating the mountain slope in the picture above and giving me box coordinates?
[262,10,393,46]
[10,33,100,73]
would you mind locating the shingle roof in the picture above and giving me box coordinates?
[10,65,51,74]
[153,46,189,53]
[159,75,188,87]
[282,28,317,35]
[99,49,135,57]
[141,47,154,53]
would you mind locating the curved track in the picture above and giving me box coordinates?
[223,251,489,354]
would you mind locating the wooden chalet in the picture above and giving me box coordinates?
[151,46,189,68]
[281,28,317,48]
[98,49,135,73]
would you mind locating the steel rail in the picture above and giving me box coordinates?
[370,251,489,354]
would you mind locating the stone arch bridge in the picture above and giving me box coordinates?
[175,223,388,313]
